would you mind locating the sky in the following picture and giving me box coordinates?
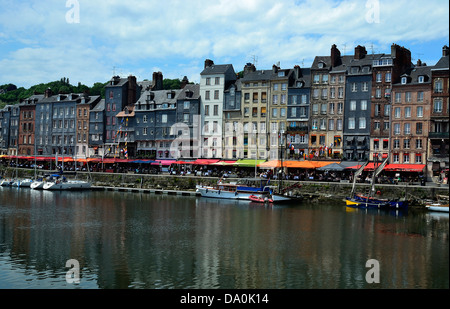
[0,0,448,88]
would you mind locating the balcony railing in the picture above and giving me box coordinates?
[286,126,308,133]
[429,132,449,139]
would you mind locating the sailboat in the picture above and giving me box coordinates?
[345,158,408,209]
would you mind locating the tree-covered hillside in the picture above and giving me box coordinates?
[0,78,107,109]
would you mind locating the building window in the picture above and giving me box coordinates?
[403,153,410,163]
[433,99,443,113]
[405,107,411,118]
[375,88,382,98]
[376,73,382,82]
[434,80,443,93]
[351,83,357,92]
[215,77,220,85]
[404,123,411,135]
[415,154,422,163]
[362,82,369,92]
[417,106,423,117]
[403,139,410,149]
[405,92,411,102]
[385,72,392,82]
[359,117,366,129]
[214,90,219,100]
[361,100,367,111]
[350,100,356,111]
[416,139,423,149]
[417,91,424,102]
[416,122,423,134]
[393,153,399,163]
[394,139,400,149]
[348,117,355,129]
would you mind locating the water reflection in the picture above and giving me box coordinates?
[0,187,448,289]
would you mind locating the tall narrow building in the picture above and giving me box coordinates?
[200,59,236,158]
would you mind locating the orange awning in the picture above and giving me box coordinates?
[258,160,282,168]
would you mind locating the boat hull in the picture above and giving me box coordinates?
[12,179,33,187]
[351,195,408,209]
[43,181,91,190]
[0,179,14,187]
[345,197,391,209]
[30,181,45,190]
[427,204,449,213]
[196,185,255,200]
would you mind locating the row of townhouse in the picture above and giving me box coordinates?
[0,43,448,177]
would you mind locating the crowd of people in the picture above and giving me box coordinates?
[0,158,440,186]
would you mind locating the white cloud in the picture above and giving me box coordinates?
[0,0,448,88]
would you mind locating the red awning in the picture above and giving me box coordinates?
[190,159,221,165]
[151,160,176,166]
[384,164,425,172]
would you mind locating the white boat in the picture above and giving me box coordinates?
[43,179,92,190]
[30,181,46,190]
[196,184,257,200]
[12,178,34,188]
[426,203,449,213]
[1,179,14,187]
[196,178,271,200]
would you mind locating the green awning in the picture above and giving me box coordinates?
[234,159,266,167]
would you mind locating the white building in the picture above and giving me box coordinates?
[199,59,236,158]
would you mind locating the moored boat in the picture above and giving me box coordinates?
[0,179,14,187]
[30,181,45,190]
[12,178,34,188]
[43,179,92,190]
[249,194,274,203]
[196,178,272,200]
[426,203,449,213]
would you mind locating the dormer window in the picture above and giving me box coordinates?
[401,77,407,84]
[278,71,285,77]
[318,62,325,69]
[418,76,424,83]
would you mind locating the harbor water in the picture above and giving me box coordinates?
[0,186,448,289]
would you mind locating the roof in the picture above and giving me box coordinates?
[433,55,449,70]
[394,65,433,85]
[90,99,105,112]
[115,105,135,118]
[240,69,273,82]
[177,84,200,100]
[200,64,235,76]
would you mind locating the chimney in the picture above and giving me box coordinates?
[416,59,422,66]
[44,87,53,98]
[294,65,301,79]
[272,64,279,74]
[152,72,163,91]
[127,75,137,105]
[181,76,189,89]
[354,45,367,60]
[204,59,214,68]
[443,45,449,57]
[331,44,341,67]
[243,63,256,76]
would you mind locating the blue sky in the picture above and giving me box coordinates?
[0,0,448,88]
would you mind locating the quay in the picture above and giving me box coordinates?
[92,185,200,197]
[1,167,448,206]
